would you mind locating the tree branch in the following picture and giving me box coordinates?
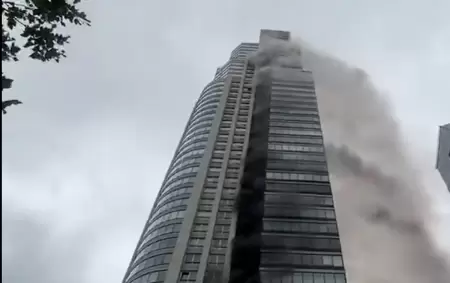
[3,1,35,10]
[12,16,27,27]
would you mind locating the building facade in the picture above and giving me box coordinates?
[122,30,347,283]
[437,123,450,190]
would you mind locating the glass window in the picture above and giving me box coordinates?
[179,271,197,282]
[335,274,346,283]
[184,253,201,263]
[333,256,343,267]
[189,237,205,247]
[193,224,208,232]
[146,210,186,232]
[149,198,188,222]
[197,211,211,217]
[303,273,313,283]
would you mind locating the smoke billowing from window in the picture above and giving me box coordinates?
[230,37,305,283]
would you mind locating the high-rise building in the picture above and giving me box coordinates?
[437,123,450,190]
[122,30,347,283]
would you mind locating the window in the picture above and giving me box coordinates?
[267,151,326,162]
[226,171,239,178]
[203,188,216,194]
[268,143,324,153]
[134,237,178,263]
[270,121,321,130]
[231,144,244,150]
[269,128,322,136]
[207,171,220,178]
[208,254,225,264]
[263,220,338,234]
[146,210,186,233]
[184,253,201,263]
[263,234,341,251]
[260,272,346,283]
[164,165,199,186]
[127,254,171,279]
[222,189,236,197]
[209,162,222,168]
[206,178,218,184]
[271,96,316,104]
[128,271,166,283]
[193,224,208,232]
[214,225,230,233]
[212,239,228,249]
[266,171,329,182]
[265,182,331,194]
[201,193,215,200]
[167,156,202,177]
[139,223,181,249]
[179,271,197,282]
[270,108,318,116]
[209,167,222,172]
[270,113,320,122]
[155,186,191,211]
[199,199,214,205]
[204,265,223,282]
[219,199,234,207]
[189,238,205,247]
[194,216,210,224]
[198,205,213,212]
[268,135,323,145]
[217,212,232,220]
[267,160,328,173]
[264,206,335,219]
[228,159,241,167]
[223,178,238,187]
[235,126,247,134]
[264,193,333,206]
[149,198,188,222]
[214,144,227,151]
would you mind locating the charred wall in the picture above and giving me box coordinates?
[229,78,272,283]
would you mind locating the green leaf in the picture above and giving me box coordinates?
[2,100,23,114]
[10,44,21,54]
[7,18,17,30]
[1,0,90,115]
[2,75,14,90]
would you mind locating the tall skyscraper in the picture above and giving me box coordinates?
[122,30,347,283]
[437,123,450,190]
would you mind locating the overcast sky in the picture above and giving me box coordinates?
[2,1,450,283]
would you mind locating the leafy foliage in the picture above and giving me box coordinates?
[2,0,90,114]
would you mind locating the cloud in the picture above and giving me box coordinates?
[1,203,94,283]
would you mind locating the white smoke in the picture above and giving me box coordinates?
[253,35,450,282]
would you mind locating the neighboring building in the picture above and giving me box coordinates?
[122,30,347,283]
[437,123,450,190]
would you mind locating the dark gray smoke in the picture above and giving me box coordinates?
[232,35,450,282]
[245,35,450,282]
[297,39,450,282]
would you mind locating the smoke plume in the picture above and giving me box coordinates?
[297,39,450,282]
[231,35,450,282]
